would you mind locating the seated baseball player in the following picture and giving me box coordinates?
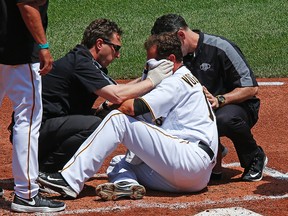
[35,18,172,173]
[37,32,218,201]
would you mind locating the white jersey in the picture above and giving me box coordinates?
[141,65,215,146]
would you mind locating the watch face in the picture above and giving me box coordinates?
[217,95,225,104]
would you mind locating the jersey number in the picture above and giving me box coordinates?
[203,92,214,122]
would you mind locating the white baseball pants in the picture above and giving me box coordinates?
[61,110,217,194]
[0,63,42,199]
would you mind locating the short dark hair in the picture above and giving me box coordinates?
[144,32,183,62]
[81,18,123,48]
[151,14,188,35]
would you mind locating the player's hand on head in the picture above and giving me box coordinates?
[39,49,53,75]
[147,60,173,87]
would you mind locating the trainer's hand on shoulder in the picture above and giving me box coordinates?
[39,49,53,75]
[147,60,173,87]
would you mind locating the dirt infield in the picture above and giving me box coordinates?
[0,78,287,215]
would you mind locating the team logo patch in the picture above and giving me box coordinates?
[200,63,211,71]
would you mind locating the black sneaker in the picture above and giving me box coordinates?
[0,187,3,197]
[11,193,65,213]
[37,172,77,198]
[242,147,268,182]
[96,181,146,201]
[220,143,228,158]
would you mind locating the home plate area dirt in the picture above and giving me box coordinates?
[0,78,287,215]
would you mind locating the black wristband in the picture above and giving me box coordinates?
[102,101,111,111]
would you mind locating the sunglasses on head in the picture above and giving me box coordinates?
[102,39,121,52]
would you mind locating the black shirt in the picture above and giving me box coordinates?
[0,0,48,64]
[183,31,259,96]
[42,45,116,121]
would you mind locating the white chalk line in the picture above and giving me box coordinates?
[258,81,285,86]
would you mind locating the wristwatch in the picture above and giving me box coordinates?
[216,95,226,107]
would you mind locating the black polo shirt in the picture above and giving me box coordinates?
[183,31,259,96]
[42,45,116,121]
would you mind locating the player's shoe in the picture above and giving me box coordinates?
[37,172,77,198]
[11,193,65,213]
[242,147,268,182]
[39,184,61,195]
[96,181,146,201]
[37,172,60,195]
[0,187,3,197]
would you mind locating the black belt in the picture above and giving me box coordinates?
[198,141,214,160]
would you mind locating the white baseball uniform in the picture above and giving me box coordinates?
[60,62,218,194]
[0,63,42,199]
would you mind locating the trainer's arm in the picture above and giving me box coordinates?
[222,87,258,104]
[95,78,154,104]
[126,77,142,84]
[95,61,173,104]
[204,86,258,109]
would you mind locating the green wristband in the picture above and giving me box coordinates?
[38,43,49,49]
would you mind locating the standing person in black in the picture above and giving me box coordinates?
[151,14,267,182]
[0,0,65,213]
[38,18,173,173]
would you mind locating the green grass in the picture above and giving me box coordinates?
[47,0,288,78]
